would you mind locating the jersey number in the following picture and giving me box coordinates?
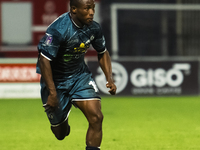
[89,81,98,92]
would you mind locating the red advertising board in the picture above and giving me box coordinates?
[32,0,69,45]
[0,64,40,82]
[33,0,68,25]
[0,0,68,45]
[0,0,101,58]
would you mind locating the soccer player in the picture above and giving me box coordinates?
[36,0,117,150]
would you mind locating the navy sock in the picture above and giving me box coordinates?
[86,146,100,150]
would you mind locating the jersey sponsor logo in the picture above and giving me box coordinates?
[63,42,89,62]
[74,42,89,53]
[45,33,53,45]
[63,54,74,62]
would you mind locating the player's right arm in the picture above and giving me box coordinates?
[37,26,63,111]
[39,54,59,111]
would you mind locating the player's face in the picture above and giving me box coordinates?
[75,0,95,26]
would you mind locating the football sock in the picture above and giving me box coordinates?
[86,146,100,150]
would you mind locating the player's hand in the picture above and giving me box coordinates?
[106,81,117,95]
[43,93,59,113]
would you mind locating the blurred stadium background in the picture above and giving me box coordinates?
[0,0,200,149]
[0,0,200,97]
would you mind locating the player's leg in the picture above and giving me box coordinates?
[50,118,70,140]
[74,100,103,149]
[49,100,72,140]
[40,78,71,140]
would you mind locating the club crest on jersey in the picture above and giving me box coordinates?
[48,113,54,119]
[45,34,53,45]
[90,35,95,41]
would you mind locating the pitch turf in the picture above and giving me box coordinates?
[0,96,200,150]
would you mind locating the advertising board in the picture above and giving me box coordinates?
[0,59,199,98]
[88,60,199,96]
[0,64,40,82]
[0,63,40,98]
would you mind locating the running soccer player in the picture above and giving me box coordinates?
[36,0,117,150]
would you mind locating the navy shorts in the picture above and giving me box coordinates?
[40,71,101,126]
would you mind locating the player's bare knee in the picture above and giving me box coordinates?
[54,130,70,140]
[51,125,70,140]
[99,112,104,124]
[55,134,66,140]
[89,112,103,127]
[65,125,70,136]
[51,129,66,140]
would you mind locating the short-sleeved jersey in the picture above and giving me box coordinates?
[36,12,106,81]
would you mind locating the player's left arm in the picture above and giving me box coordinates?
[98,50,117,95]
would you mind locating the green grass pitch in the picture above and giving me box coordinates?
[0,96,200,150]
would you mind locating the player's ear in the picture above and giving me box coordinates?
[71,6,77,14]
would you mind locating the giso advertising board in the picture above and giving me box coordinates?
[87,60,199,96]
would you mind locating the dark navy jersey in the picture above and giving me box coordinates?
[36,12,106,81]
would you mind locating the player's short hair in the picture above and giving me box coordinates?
[70,0,82,7]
